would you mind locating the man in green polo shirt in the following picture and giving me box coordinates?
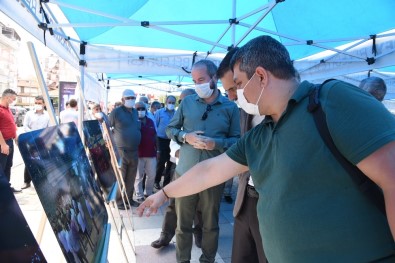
[138,36,395,262]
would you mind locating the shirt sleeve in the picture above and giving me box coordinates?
[23,112,31,132]
[323,81,395,164]
[166,104,184,143]
[226,132,248,166]
[213,104,241,150]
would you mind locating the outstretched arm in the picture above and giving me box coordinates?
[137,153,248,216]
[357,140,395,239]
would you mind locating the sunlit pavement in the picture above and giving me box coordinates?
[10,127,237,262]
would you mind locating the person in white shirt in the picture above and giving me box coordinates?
[59,98,79,125]
[21,96,50,189]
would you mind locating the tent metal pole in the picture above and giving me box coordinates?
[231,0,236,47]
[26,42,58,126]
[149,25,229,50]
[26,41,58,246]
[235,1,276,47]
[49,20,228,28]
[236,1,273,21]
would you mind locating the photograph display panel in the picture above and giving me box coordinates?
[0,173,46,262]
[83,120,116,193]
[18,123,108,263]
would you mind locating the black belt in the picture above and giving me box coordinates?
[246,185,259,198]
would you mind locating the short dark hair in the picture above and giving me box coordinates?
[139,96,149,104]
[217,47,239,79]
[69,99,78,108]
[193,59,218,79]
[166,95,176,102]
[359,77,387,102]
[35,95,44,102]
[2,89,17,97]
[230,35,296,80]
[151,101,161,108]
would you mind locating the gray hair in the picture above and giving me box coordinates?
[359,76,387,102]
[230,35,296,80]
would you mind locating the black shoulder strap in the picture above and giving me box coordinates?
[308,80,386,215]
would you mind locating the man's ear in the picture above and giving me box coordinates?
[255,66,268,86]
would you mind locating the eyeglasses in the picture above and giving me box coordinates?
[136,107,146,111]
[124,96,136,100]
[201,104,212,120]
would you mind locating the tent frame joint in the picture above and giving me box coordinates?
[79,60,87,67]
[141,21,150,27]
[366,57,375,65]
[228,18,239,25]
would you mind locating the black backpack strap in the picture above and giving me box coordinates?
[308,80,386,215]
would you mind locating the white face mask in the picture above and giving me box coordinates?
[138,110,146,118]
[166,103,175,111]
[34,105,43,111]
[195,82,214,98]
[124,99,136,108]
[8,98,16,106]
[94,112,103,120]
[236,73,264,116]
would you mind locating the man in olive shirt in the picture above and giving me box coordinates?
[166,60,240,263]
[109,89,141,209]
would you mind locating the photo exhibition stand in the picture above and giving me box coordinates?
[24,42,136,262]
[83,119,136,262]
[100,122,136,257]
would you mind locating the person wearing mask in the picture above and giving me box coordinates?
[139,96,157,131]
[0,89,21,193]
[138,36,395,263]
[162,60,240,263]
[109,89,141,209]
[151,88,203,250]
[91,103,110,126]
[153,95,176,190]
[217,48,267,263]
[21,95,50,189]
[150,101,161,116]
[134,101,157,202]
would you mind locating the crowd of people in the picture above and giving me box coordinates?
[0,34,394,263]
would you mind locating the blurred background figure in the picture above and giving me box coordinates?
[153,95,176,190]
[21,95,50,189]
[150,101,161,116]
[134,101,157,203]
[59,98,79,125]
[109,89,141,209]
[139,96,156,130]
[359,76,387,102]
[0,89,21,193]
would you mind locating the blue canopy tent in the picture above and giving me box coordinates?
[1,0,395,100]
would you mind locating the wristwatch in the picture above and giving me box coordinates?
[182,133,187,143]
